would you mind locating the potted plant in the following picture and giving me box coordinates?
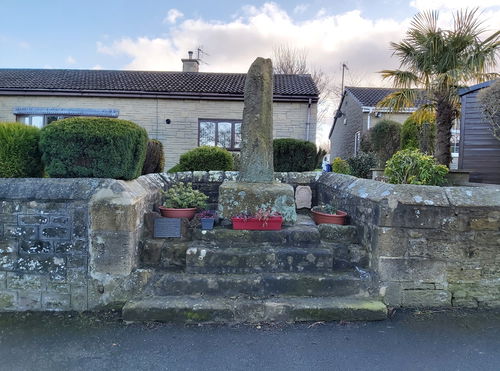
[311,204,347,225]
[231,208,283,231]
[197,210,217,230]
[159,182,208,219]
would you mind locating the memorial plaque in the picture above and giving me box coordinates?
[154,218,181,238]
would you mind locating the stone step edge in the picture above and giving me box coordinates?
[122,296,387,323]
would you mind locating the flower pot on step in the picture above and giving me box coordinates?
[311,209,347,225]
[158,206,197,219]
[231,216,283,231]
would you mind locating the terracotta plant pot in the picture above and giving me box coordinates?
[231,216,283,230]
[311,209,347,225]
[158,206,197,219]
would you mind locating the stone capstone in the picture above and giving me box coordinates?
[217,181,297,223]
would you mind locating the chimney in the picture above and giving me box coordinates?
[181,51,199,72]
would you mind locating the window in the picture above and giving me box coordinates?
[354,131,361,156]
[14,107,119,128]
[17,115,71,128]
[199,119,241,150]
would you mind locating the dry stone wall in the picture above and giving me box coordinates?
[317,173,500,308]
[0,175,166,311]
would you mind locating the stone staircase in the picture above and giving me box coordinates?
[123,215,387,323]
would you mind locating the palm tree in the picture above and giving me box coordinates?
[379,9,499,166]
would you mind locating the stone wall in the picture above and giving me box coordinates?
[165,171,322,209]
[317,173,500,308]
[0,174,166,311]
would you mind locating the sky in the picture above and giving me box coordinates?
[1,0,499,143]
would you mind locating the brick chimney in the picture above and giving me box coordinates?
[181,51,199,72]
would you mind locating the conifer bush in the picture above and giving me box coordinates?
[142,139,165,174]
[39,117,148,180]
[177,146,233,171]
[273,138,317,172]
[0,122,43,178]
[369,119,401,166]
[331,157,351,174]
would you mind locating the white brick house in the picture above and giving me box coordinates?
[0,58,318,170]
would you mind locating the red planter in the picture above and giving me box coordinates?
[158,206,197,219]
[231,216,283,230]
[311,209,347,225]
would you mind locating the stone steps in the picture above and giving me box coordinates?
[185,246,334,274]
[147,270,373,297]
[122,295,387,323]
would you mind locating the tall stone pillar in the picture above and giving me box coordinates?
[238,57,274,183]
[218,58,296,223]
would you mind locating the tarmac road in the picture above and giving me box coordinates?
[0,309,499,371]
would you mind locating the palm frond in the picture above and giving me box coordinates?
[377,89,418,112]
[379,69,420,89]
[409,105,436,124]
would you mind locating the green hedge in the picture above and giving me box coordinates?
[273,138,317,172]
[331,157,351,174]
[176,146,233,171]
[400,116,436,155]
[0,122,43,178]
[142,139,165,174]
[370,119,401,167]
[347,151,376,178]
[385,149,448,186]
[40,117,148,180]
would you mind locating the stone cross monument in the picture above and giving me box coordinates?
[238,57,274,183]
[218,57,297,223]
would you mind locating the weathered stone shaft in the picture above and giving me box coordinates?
[238,57,274,183]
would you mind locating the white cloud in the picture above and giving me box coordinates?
[95,2,500,141]
[92,64,103,70]
[66,56,76,64]
[410,0,500,10]
[164,8,184,24]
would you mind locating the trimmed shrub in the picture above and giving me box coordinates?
[347,151,377,178]
[40,117,148,180]
[385,149,448,186]
[331,157,351,174]
[370,119,401,167]
[400,115,436,154]
[142,139,165,174]
[273,138,317,172]
[0,122,43,178]
[177,146,233,171]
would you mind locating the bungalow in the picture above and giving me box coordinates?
[328,86,461,168]
[0,54,319,170]
[328,87,415,160]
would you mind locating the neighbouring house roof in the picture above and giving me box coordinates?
[328,86,426,138]
[458,80,495,96]
[0,68,319,102]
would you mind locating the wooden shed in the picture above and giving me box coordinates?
[458,81,500,184]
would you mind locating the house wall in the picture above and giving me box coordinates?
[459,88,500,184]
[329,94,363,159]
[329,94,410,160]
[0,96,316,170]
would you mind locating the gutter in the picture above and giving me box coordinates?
[306,98,312,141]
[0,89,319,103]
